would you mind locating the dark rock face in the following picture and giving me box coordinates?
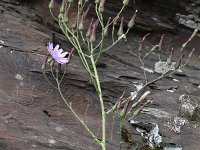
[0,0,200,150]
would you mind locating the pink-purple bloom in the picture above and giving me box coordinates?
[47,42,69,64]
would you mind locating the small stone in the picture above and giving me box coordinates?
[15,74,23,80]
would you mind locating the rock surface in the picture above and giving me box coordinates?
[0,0,200,150]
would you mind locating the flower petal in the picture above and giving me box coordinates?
[57,51,69,58]
[57,57,69,64]
[54,44,60,51]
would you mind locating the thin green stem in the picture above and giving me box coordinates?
[56,81,101,145]
[90,53,106,150]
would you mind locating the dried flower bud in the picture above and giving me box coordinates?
[78,15,84,31]
[117,17,124,37]
[78,0,83,5]
[174,53,186,69]
[83,4,91,18]
[189,48,195,58]
[50,59,55,67]
[56,63,61,73]
[58,13,63,20]
[123,0,129,5]
[128,10,137,28]
[90,20,99,43]
[95,0,99,4]
[86,18,94,37]
[64,12,69,23]
[158,34,164,52]
[67,0,73,3]
[139,33,150,52]
[113,16,119,25]
[42,57,48,71]
[182,29,198,50]
[120,98,131,118]
[167,47,174,65]
[60,0,66,14]
[47,57,53,64]
[99,0,105,12]
[104,17,111,37]
[49,0,54,9]
[100,0,105,7]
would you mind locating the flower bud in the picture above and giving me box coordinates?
[104,17,111,37]
[50,59,55,67]
[189,48,195,58]
[86,18,93,37]
[123,0,129,5]
[83,4,91,18]
[58,13,63,20]
[139,33,150,52]
[67,0,73,3]
[49,0,54,9]
[167,47,174,65]
[78,0,83,5]
[95,0,99,4]
[64,12,69,23]
[90,26,96,43]
[90,20,99,42]
[174,53,186,69]
[78,15,84,31]
[56,63,61,73]
[117,17,124,37]
[100,0,105,7]
[158,34,164,52]
[99,0,105,12]
[42,57,48,71]
[60,0,66,14]
[47,57,53,64]
[128,10,137,28]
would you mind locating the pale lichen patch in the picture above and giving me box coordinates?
[154,61,175,74]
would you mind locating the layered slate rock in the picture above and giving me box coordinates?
[0,0,200,150]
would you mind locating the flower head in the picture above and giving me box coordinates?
[47,42,69,64]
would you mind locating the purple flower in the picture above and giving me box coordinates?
[47,42,69,64]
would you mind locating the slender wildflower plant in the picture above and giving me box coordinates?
[44,0,137,150]
[42,0,198,150]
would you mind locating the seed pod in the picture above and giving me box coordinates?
[49,0,54,9]
[128,10,137,28]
